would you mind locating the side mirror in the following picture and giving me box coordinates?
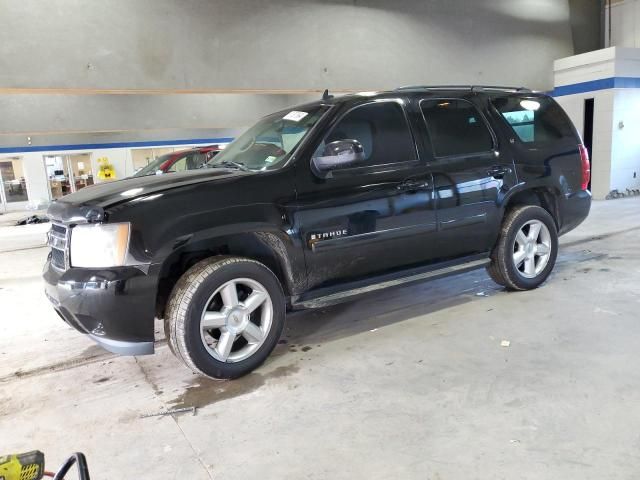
[312,139,366,172]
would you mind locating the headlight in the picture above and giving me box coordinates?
[70,222,130,268]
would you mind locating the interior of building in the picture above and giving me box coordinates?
[1,1,639,479]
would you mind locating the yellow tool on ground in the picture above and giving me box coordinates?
[0,451,45,480]
[0,451,90,480]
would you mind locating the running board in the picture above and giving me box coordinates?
[291,255,490,309]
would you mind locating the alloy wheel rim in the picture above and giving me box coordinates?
[200,277,273,363]
[512,220,552,279]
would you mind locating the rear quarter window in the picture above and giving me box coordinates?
[491,95,577,145]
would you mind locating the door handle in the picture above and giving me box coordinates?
[487,165,512,179]
[397,180,429,191]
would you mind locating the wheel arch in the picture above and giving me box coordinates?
[501,185,561,230]
[153,230,303,319]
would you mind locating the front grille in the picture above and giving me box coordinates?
[48,223,69,271]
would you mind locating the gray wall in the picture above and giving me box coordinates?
[0,94,308,134]
[1,0,575,92]
[0,128,238,150]
[568,0,603,54]
[0,0,598,148]
[0,93,312,148]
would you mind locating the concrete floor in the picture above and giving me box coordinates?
[1,198,640,479]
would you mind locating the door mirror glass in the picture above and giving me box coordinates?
[312,139,366,172]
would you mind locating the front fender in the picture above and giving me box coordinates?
[138,199,306,296]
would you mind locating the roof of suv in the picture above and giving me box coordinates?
[305,85,541,109]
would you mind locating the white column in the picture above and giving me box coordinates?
[21,152,51,208]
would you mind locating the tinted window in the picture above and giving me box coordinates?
[318,101,416,166]
[421,99,494,157]
[492,95,576,144]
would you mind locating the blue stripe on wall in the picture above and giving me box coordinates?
[552,77,640,96]
[2,76,639,153]
[0,137,235,155]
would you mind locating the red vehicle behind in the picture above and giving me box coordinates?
[133,145,222,177]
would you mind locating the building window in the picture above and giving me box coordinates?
[0,158,28,204]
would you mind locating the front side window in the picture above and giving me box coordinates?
[492,95,576,144]
[206,106,328,171]
[421,99,494,157]
[168,155,188,172]
[316,101,417,167]
[183,151,210,170]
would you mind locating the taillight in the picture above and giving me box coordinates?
[578,144,590,191]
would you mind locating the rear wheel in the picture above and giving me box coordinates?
[487,205,558,291]
[165,256,285,379]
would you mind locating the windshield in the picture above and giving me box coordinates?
[207,106,327,171]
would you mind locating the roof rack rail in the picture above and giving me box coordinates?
[394,85,532,93]
[472,85,532,93]
[394,85,472,91]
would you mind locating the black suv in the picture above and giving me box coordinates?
[44,86,591,379]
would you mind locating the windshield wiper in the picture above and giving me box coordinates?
[205,161,250,171]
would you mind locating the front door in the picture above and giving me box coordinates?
[417,96,517,260]
[293,99,437,290]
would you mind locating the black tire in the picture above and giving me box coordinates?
[486,259,507,287]
[487,205,558,291]
[164,256,285,379]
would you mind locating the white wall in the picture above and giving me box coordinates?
[90,148,132,182]
[610,89,640,191]
[554,49,616,199]
[554,47,617,87]
[555,90,615,199]
[553,47,640,199]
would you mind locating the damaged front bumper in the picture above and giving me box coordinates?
[43,258,157,356]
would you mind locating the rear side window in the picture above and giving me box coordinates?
[421,99,494,157]
[318,101,417,166]
[492,95,576,144]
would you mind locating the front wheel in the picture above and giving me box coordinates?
[165,256,285,379]
[487,205,558,291]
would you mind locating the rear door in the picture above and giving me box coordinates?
[417,95,518,259]
[292,98,437,289]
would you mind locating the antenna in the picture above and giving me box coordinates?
[322,89,333,100]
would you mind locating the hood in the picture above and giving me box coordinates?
[52,168,249,214]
